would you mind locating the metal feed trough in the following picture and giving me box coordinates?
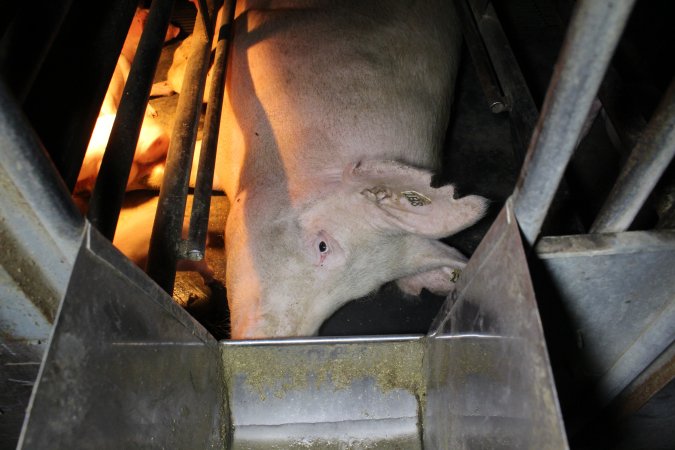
[1,0,673,448]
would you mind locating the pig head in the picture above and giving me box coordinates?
[217,0,487,338]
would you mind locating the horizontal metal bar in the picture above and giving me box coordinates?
[591,79,675,233]
[221,334,424,347]
[187,0,236,260]
[513,0,636,246]
[87,0,176,241]
[146,4,217,294]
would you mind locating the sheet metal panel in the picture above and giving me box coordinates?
[536,230,675,404]
[425,199,569,449]
[18,225,226,449]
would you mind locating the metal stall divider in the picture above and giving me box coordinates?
[146,0,230,294]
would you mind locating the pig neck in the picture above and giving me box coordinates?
[235,145,346,208]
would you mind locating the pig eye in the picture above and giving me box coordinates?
[318,241,328,253]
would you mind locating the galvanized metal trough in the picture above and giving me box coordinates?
[15,200,567,449]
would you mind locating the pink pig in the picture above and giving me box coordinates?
[215,0,488,338]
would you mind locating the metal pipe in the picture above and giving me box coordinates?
[186,0,236,261]
[513,0,636,246]
[146,1,217,294]
[197,0,213,40]
[87,0,176,241]
[470,2,540,164]
[591,79,675,233]
[454,0,507,115]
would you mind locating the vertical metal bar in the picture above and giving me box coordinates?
[186,0,235,260]
[453,0,507,115]
[197,0,213,39]
[473,2,540,165]
[0,0,75,104]
[590,79,675,233]
[87,0,176,241]
[513,0,636,246]
[146,1,217,294]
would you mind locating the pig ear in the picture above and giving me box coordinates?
[346,160,488,238]
[393,236,467,296]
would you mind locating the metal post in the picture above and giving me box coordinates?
[146,0,218,294]
[468,1,540,165]
[453,0,507,115]
[513,0,636,246]
[187,0,236,261]
[590,79,675,233]
[87,0,176,241]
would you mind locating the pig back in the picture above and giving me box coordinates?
[218,0,461,197]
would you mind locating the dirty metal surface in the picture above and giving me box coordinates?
[18,224,226,449]
[425,199,569,449]
[535,229,675,405]
[221,336,425,449]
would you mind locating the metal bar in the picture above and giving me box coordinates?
[146,4,216,294]
[87,0,176,241]
[470,2,540,165]
[1,79,85,448]
[197,0,213,39]
[0,79,85,286]
[22,0,138,192]
[186,0,236,260]
[612,341,675,419]
[0,0,75,104]
[513,0,636,246]
[591,79,675,233]
[453,0,507,115]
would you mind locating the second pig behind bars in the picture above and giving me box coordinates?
[214,0,488,338]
